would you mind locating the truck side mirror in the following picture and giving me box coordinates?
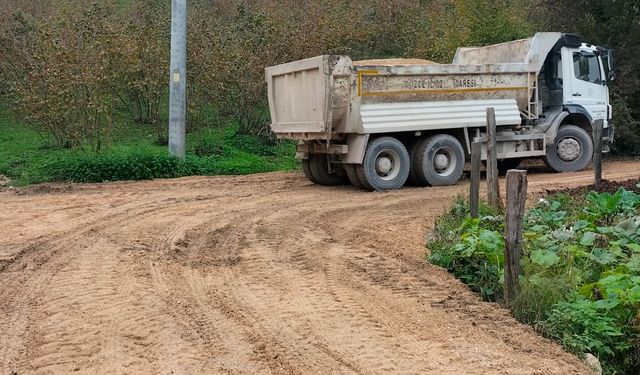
[607,50,615,82]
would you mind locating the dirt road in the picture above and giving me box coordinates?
[1,161,638,374]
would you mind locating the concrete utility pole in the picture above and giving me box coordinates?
[169,0,187,159]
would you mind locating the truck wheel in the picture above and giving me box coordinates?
[305,154,346,186]
[345,164,365,189]
[356,137,410,191]
[544,125,593,172]
[413,134,464,186]
[302,158,320,184]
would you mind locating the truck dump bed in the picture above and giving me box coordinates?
[265,32,563,140]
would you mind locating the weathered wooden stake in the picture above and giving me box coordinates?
[593,119,603,191]
[504,169,527,304]
[486,107,500,208]
[470,141,481,218]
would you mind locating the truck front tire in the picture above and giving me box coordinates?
[357,137,410,191]
[412,134,464,186]
[544,125,593,173]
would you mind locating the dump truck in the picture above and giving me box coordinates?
[265,32,615,190]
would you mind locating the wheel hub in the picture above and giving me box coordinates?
[557,138,581,162]
[376,157,392,174]
[374,150,400,181]
[435,153,449,170]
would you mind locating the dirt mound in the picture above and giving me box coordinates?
[354,58,437,66]
[544,177,640,196]
[15,183,76,195]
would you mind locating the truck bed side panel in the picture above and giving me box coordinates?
[360,99,521,133]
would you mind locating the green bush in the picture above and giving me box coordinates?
[44,151,183,183]
[37,147,293,184]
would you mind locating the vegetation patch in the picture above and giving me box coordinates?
[0,113,295,186]
[428,181,640,374]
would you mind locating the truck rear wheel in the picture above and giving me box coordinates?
[345,164,365,189]
[412,134,464,186]
[302,158,320,184]
[544,125,593,172]
[356,137,410,191]
[303,154,346,186]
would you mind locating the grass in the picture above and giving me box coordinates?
[0,108,296,186]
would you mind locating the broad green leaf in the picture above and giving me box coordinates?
[580,232,597,246]
[552,229,574,241]
[530,249,560,268]
[616,217,639,236]
[573,220,591,231]
[588,249,616,265]
[529,224,547,233]
[626,243,640,253]
[593,298,619,309]
[627,285,640,304]
[478,230,503,254]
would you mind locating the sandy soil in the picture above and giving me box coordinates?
[1,160,639,374]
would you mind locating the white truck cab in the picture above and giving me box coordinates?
[562,43,613,134]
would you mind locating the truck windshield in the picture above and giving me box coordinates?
[573,52,601,84]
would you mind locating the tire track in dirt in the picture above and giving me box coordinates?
[1,202,218,374]
[0,161,638,374]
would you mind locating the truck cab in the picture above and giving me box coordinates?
[562,43,614,143]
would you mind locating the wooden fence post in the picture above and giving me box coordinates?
[504,169,527,304]
[470,141,481,218]
[486,108,500,208]
[593,119,603,191]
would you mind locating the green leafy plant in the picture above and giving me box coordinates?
[544,295,630,359]
[428,199,505,300]
[428,185,640,374]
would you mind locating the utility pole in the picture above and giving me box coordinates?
[169,0,187,159]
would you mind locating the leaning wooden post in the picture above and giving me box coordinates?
[486,107,500,208]
[470,141,482,218]
[593,119,603,191]
[504,169,527,304]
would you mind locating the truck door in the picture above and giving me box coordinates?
[562,48,609,125]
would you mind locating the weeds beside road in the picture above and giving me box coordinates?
[429,180,640,374]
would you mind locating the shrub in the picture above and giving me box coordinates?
[44,151,183,183]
